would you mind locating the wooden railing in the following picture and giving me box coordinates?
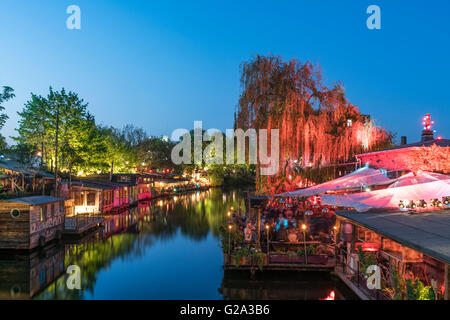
[64,214,104,232]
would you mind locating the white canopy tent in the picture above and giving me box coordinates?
[277,167,393,198]
[322,171,450,212]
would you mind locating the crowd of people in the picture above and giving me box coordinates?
[230,197,337,247]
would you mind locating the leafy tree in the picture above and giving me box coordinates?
[0,86,14,151]
[15,93,49,166]
[15,87,91,173]
[136,136,176,171]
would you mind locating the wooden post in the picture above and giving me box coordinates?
[257,207,261,250]
[69,162,72,189]
[11,176,15,195]
[303,230,308,264]
[110,161,114,181]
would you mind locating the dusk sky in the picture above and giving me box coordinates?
[0,0,449,144]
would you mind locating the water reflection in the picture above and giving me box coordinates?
[220,271,357,300]
[0,189,355,300]
[34,188,236,300]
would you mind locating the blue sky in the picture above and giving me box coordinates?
[0,0,449,145]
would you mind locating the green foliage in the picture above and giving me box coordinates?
[357,246,377,274]
[219,224,244,254]
[406,277,435,300]
[13,88,148,175]
[384,265,436,300]
[0,86,14,151]
[137,136,177,171]
[297,244,319,256]
[232,246,250,267]
[251,251,265,271]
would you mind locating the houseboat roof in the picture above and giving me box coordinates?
[3,196,67,206]
[337,209,450,264]
[0,159,55,178]
[357,138,450,157]
[68,180,131,189]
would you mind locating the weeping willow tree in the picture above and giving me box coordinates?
[235,55,394,193]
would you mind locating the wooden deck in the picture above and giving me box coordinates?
[224,263,335,272]
[333,266,373,300]
[224,253,335,272]
[63,214,104,235]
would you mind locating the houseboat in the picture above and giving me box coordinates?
[61,179,130,215]
[0,196,67,250]
[112,173,153,202]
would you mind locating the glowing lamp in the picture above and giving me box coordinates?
[228,224,232,230]
[416,200,427,208]
[442,197,450,206]
[227,211,231,217]
[301,224,307,231]
[356,242,380,252]
[431,199,443,207]
[265,224,270,230]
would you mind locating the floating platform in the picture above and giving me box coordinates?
[63,215,104,236]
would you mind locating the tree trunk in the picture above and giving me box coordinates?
[69,162,72,189]
[110,161,114,181]
[54,105,59,196]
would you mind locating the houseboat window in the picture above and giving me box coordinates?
[382,238,403,260]
[115,190,119,199]
[106,191,112,204]
[10,208,20,219]
[59,201,64,213]
[40,206,47,222]
[40,269,46,285]
[51,204,55,216]
[74,193,83,206]
[87,192,96,206]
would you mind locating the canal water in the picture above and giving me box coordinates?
[0,189,357,300]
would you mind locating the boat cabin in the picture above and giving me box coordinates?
[61,180,130,215]
[0,196,66,250]
[112,174,152,202]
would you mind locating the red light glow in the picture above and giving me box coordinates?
[321,290,336,300]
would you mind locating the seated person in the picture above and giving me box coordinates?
[277,225,289,242]
[244,223,253,242]
[288,228,298,243]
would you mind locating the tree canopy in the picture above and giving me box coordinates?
[235,55,394,192]
[0,86,14,151]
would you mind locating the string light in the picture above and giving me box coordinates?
[430,199,443,208]
[416,200,427,208]
[443,197,450,206]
